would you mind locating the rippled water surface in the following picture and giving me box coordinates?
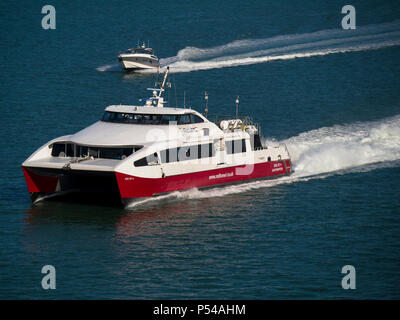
[1,0,399,299]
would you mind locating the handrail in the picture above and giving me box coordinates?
[207,114,262,133]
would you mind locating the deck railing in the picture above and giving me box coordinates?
[207,113,263,137]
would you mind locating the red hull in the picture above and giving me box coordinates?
[22,166,59,193]
[23,159,292,202]
[115,159,292,199]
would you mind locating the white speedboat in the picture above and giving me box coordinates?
[118,42,160,72]
[22,68,292,205]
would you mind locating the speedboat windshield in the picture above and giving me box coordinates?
[125,48,153,54]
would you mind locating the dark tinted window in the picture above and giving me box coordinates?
[177,114,191,125]
[191,114,204,123]
[51,142,139,160]
[77,145,88,157]
[134,157,148,167]
[51,143,65,157]
[253,134,263,150]
[102,112,181,125]
[134,153,159,167]
[100,147,133,160]
[159,115,178,124]
[66,144,74,157]
[102,112,204,125]
[131,48,153,54]
[88,147,99,158]
[160,143,214,164]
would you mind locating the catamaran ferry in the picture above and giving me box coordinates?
[22,68,292,205]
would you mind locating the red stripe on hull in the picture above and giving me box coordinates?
[22,167,58,193]
[116,160,292,199]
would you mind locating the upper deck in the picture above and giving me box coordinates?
[103,105,208,126]
[105,105,203,116]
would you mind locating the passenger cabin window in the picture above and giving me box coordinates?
[160,143,214,164]
[51,143,142,160]
[134,157,148,167]
[52,143,65,157]
[66,144,74,157]
[191,114,204,124]
[178,114,191,125]
[134,153,159,167]
[177,114,204,125]
[226,139,247,154]
[133,143,214,167]
[102,111,204,125]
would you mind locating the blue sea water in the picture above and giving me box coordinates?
[0,0,400,299]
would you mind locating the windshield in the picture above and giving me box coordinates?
[126,48,153,54]
[102,111,204,125]
[51,143,142,160]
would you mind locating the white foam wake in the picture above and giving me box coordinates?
[96,64,122,72]
[154,20,400,73]
[125,114,400,209]
[97,21,400,74]
[282,114,400,176]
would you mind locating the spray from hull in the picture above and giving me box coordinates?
[125,114,400,209]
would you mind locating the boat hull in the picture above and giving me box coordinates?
[118,55,160,71]
[23,159,292,204]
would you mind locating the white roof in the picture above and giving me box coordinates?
[105,105,202,115]
[68,121,172,146]
[67,120,220,146]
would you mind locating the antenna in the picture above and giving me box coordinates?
[183,91,186,109]
[158,66,169,98]
[235,96,240,119]
[167,82,170,107]
[144,67,169,108]
[204,91,209,117]
[174,78,178,107]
